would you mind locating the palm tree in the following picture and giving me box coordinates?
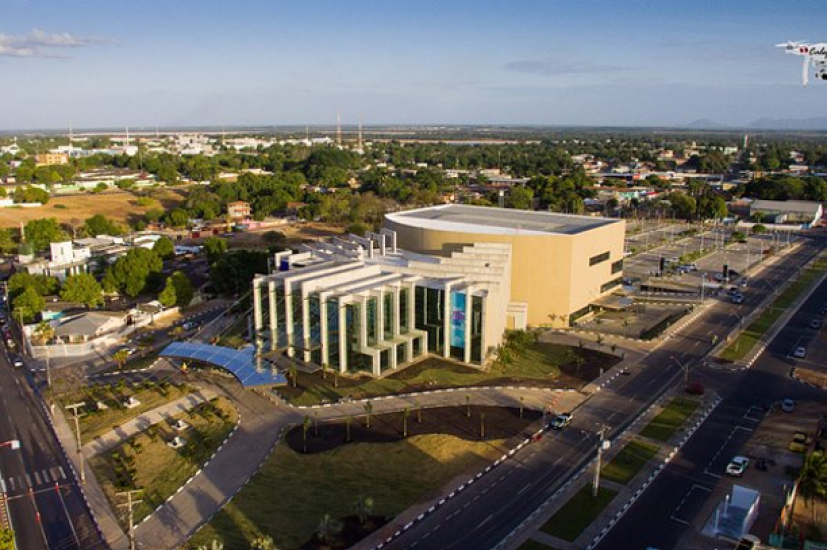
[288,362,297,388]
[353,495,375,525]
[799,451,827,528]
[547,313,557,327]
[249,536,275,550]
[34,321,54,345]
[196,540,223,550]
[364,401,373,428]
[315,514,343,545]
[112,349,130,371]
[302,416,311,452]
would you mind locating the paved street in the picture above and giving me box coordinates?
[595,249,827,550]
[377,236,822,550]
[0,351,106,550]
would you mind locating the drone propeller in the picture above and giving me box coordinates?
[776,40,809,49]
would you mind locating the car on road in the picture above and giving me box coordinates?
[548,413,573,430]
[781,398,795,412]
[726,456,750,477]
[731,294,744,304]
[820,306,827,316]
[793,346,807,359]
[789,432,813,453]
[810,319,822,330]
[11,356,23,368]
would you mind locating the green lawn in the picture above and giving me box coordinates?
[601,439,660,485]
[517,539,559,550]
[66,382,192,443]
[278,342,610,406]
[540,485,618,542]
[639,398,698,442]
[187,433,507,550]
[90,397,238,527]
[721,258,827,361]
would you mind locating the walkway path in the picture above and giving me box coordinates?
[82,388,217,458]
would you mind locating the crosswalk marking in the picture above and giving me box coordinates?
[8,477,15,491]
[24,474,31,488]
[33,471,41,485]
[58,466,66,480]
[2,467,71,493]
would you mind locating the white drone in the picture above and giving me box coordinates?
[777,41,827,86]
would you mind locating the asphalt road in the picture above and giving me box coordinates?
[595,242,827,550]
[0,351,107,550]
[385,237,822,550]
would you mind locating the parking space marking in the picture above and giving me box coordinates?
[705,425,753,477]
[743,406,764,422]
[670,484,713,525]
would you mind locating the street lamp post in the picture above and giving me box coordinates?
[670,355,690,397]
[65,403,86,484]
[593,425,611,497]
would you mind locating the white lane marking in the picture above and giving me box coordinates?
[517,482,532,496]
[479,514,494,527]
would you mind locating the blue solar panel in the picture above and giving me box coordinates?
[161,342,287,387]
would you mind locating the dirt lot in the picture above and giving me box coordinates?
[224,221,346,251]
[0,188,187,229]
[285,405,543,454]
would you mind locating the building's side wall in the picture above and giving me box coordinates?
[386,218,625,327]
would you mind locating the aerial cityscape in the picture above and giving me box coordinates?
[1,2,827,550]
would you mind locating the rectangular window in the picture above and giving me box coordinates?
[600,277,623,293]
[611,259,623,274]
[589,251,610,266]
[399,288,410,334]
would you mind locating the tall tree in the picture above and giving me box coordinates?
[12,287,45,323]
[60,273,104,308]
[103,248,163,297]
[83,214,123,236]
[153,236,175,260]
[23,218,67,252]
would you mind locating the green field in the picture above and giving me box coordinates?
[278,343,616,406]
[187,434,506,549]
[721,258,827,361]
[67,382,192,443]
[601,439,660,485]
[90,397,237,527]
[639,398,698,442]
[540,485,618,542]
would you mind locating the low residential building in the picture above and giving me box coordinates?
[16,241,92,281]
[227,200,252,220]
[35,153,69,166]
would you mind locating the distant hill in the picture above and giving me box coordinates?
[685,119,730,130]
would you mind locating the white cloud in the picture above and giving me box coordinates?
[0,29,113,58]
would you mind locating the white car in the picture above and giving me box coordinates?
[781,398,795,413]
[11,356,23,368]
[726,456,750,477]
[548,413,573,430]
[793,346,807,359]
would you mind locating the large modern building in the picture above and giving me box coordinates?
[251,205,625,377]
[385,205,626,328]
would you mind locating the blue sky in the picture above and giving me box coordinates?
[2,0,826,130]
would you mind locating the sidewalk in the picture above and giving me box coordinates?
[51,404,129,550]
[82,388,217,458]
[499,390,721,550]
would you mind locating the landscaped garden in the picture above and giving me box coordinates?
[639,398,698,442]
[188,405,541,550]
[61,380,193,443]
[601,438,660,485]
[540,484,618,542]
[90,397,238,527]
[277,333,620,406]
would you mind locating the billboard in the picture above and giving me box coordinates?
[450,291,466,348]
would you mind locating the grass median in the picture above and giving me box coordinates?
[720,258,827,362]
[639,398,698,442]
[540,485,618,542]
[601,439,660,485]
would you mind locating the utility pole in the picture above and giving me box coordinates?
[117,489,143,550]
[65,403,86,484]
[593,425,611,497]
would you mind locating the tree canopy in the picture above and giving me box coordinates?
[60,273,104,308]
[23,218,68,252]
[153,236,175,260]
[159,271,195,307]
[103,248,163,297]
[84,214,123,237]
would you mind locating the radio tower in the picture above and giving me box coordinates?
[336,111,342,147]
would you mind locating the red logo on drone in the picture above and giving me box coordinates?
[800,46,810,54]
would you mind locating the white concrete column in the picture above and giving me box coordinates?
[252,279,263,332]
[464,286,473,364]
[301,289,311,362]
[267,280,278,351]
[338,302,348,373]
[284,284,294,357]
[376,291,385,342]
[480,295,488,362]
[320,296,329,366]
[359,296,368,347]
[442,284,452,358]
[392,286,401,337]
